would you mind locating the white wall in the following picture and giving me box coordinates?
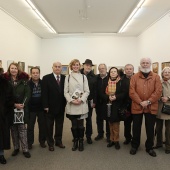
[40,36,138,76]
[138,12,170,75]
[0,9,41,72]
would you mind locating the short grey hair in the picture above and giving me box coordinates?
[124,64,134,70]
[161,66,170,77]
[98,63,107,70]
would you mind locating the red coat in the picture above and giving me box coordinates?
[129,71,162,114]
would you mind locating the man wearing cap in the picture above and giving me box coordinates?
[80,59,96,144]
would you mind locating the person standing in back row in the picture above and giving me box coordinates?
[80,59,96,144]
[27,67,46,150]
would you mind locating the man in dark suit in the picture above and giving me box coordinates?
[42,62,66,151]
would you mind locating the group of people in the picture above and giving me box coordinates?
[0,57,170,165]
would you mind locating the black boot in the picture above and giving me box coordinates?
[71,128,78,151]
[78,127,85,151]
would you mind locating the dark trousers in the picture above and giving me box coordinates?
[131,113,156,150]
[96,111,110,138]
[45,113,64,147]
[27,111,46,145]
[155,118,170,150]
[124,114,133,141]
[85,106,93,138]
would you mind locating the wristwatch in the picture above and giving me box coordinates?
[147,100,151,105]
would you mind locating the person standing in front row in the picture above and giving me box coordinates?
[100,67,127,150]
[3,63,31,158]
[95,63,110,142]
[80,59,96,144]
[129,57,162,157]
[64,59,89,151]
[27,67,46,150]
[42,62,66,151]
[0,75,14,164]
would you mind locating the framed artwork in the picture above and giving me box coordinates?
[162,62,170,70]
[152,62,159,73]
[61,65,69,75]
[92,64,97,74]
[18,62,25,72]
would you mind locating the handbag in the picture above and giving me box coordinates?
[161,104,170,115]
[118,104,131,121]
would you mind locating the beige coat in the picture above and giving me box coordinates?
[64,72,89,115]
[157,79,170,120]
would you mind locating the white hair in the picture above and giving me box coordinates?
[140,57,152,64]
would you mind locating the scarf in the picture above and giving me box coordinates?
[105,77,120,95]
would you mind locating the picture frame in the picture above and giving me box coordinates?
[0,60,2,68]
[7,60,14,68]
[18,61,25,72]
[61,65,69,75]
[152,62,159,73]
[161,62,170,70]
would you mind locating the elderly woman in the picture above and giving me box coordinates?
[3,63,31,158]
[154,67,170,154]
[64,59,89,151]
[100,67,127,150]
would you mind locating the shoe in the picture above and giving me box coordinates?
[130,147,137,155]
[153,145,162,149]
[79,138,84,151]
[107,141,115,147]
[87,137,93,144]
[72,138,78,151]
[146,149,156,157]
[115,142,120,150]
[165,150,170,154]
[23,152,31,158]
[94,135,103,141]
[28,144,32,150]
[49,146,54,151]
[0,155,7,164]
[12,149,19,156]
[123,139,131,145]
[55,143,65,148]
[40,143,46,148]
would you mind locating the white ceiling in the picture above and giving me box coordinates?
[0,0,170,39]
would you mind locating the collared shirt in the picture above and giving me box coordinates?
[53,73,61,81]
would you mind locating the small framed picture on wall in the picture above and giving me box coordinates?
[61,65,69,75]
[162,62,170,70]
[152,62,159,74]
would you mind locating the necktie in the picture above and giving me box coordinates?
[56,75,60,85]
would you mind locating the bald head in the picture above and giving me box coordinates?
[140,57,151,73]
[52,62,62,75]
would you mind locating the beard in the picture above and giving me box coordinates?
[140,67,151,73]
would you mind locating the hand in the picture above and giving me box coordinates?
[71,99,82,105]
[140,101,148,108]
[25,124,27,129]
[15,103,24,109]
[161,97,168,103]
[109,95,116,101]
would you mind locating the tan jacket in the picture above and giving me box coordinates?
[157,79,170,120]
[130,71,162,114]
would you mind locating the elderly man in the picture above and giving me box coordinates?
[129,58,162,157]
[122,64,134,145]
[95,63,110,142]
[80,59,96,144]
[42,62,66,151]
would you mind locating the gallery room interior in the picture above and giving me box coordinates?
[0,0,170,170]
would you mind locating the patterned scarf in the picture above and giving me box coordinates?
[105,77,120,95]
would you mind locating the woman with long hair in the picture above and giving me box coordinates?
[3,63,31,158]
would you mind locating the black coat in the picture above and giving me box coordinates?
[0,77,14,150]
[80,69,97,104]
[100,78,127,123]
[42,73,66,116]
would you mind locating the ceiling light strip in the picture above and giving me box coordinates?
[25,0,56,33]
[118,0,145,33]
